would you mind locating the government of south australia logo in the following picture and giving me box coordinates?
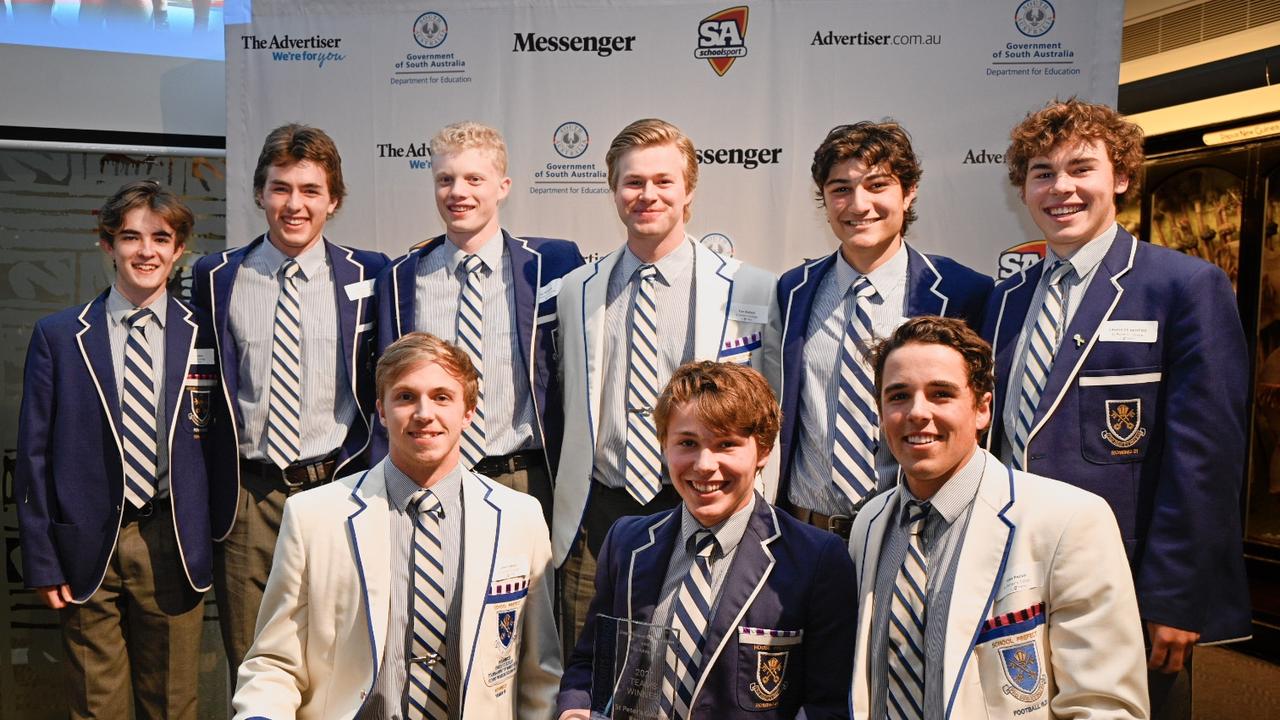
[1014,0,1055,37]
[553,122,589,159]
[414,11,448,48]
[696,6,749,76]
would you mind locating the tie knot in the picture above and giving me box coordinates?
[126,307,153,329]
[1047,260,1073,286]
[852,275,876,299]
[462,254,484,276]
[280,258,301,280]
[905,500,931,529]
[692,529,717,559]
[638,263,658,282]
[411,490,443,518]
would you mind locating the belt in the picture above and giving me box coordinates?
[473,448,544,478]
[122,498,169,524]
[240,454,339,492]
[786,504,854,540]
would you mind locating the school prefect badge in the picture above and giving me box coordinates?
[484,577,528,692]
[1101,398,1146,450]
[996,637,1047,703]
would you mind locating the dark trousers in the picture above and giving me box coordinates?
[557,482,680,655]
[60,501,205,720]
[474,449,554,528]
[1149,650,1193,720]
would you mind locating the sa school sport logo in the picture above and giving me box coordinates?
[696,6,749,76]
[997,240,1045,279]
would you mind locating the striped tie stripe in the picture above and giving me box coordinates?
[832,276,880,504]
[887,500,930,719]
[266,259,303,469]
[624,264,663,505]
[661,530,717,719]
[1011,261,1072,470]
[457,254,486,468]
[406,490,448,720]
[121,308,158,508]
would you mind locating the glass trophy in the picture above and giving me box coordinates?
[590,615,679,720]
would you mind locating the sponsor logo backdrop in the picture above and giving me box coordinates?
[226,0,1121,274]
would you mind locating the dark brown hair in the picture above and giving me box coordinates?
[253,123,347,211]
[810,120,922,235]
[871,316,994,407]
[97,180,194,247]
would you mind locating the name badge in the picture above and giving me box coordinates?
[344,279,375,301]
[1098,320,1157,343]
[188,348,215,365]
[997,564,1040,601]
[729,303,768,324]
[536,278,563,304]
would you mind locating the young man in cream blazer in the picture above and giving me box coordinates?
[848,317,1148,719]
[233,333,560,719]
[552,118,781,651]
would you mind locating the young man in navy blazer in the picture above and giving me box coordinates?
[16,181,233,719]
[776,121,992,538]
[192,123,389,673]
[558,361,857,720]
[374,121,582,523]
[981,99,1250,719]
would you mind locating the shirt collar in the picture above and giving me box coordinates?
[383,457,465,512]
[622,235,694,286]
[677,492,756,558]
[255,236,329,281]
[1046,222,1117,280]
[901,447,985,526]
[835,241,907,298]
[107,286,168,329]
[445,227,504,276]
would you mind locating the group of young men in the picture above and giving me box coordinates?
[16,97,1249,720]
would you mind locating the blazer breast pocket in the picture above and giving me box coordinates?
[719,330,764,366]
[735,626,802,712]
[480,576,529,692]
[180,368,220,439]
[974,602,1050,716]
[1077,367,1161,464]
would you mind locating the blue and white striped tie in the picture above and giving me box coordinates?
[406,490,448,720]
[832,276,880,504]
[887,500,930,719]
[266,258,303,469]
[121,307,159,508]
[662,530,717,719]
[1011,261,1073,470]
[457,254,486,468]
[624,264,663,505]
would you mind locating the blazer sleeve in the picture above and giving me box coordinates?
[800,534,859,720]
[15,322,64,589]
[232,497,311,720]
[517,501,564,720]
[1046,493,1149,719]
[1137,263,1248,633]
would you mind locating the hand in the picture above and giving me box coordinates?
[558,711,591,720]
[35,584,73,610]
[1147,621,1199,673]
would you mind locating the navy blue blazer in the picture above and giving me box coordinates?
[558,495,857,719]
[192,236,389,531]
[16,291,234,601]
[371,231,583,469]
[981,227,1251,643]
[775,245,992,501]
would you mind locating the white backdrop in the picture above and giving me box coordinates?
[225,0,1121,276]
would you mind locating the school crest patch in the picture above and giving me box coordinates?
[188,389,212,429]
[998,639,1046,702]
[749,650,788,703]
[1101,398,1145,449]
[497,609,516,649]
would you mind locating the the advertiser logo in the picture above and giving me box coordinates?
[962,148,1005,165]
[414,11,448,48]
[241,34,346,67]
[695,6,749,76]
[553,122,589,160]
[1014,0,1055,38]
[377,141,432,170]
[997,240,1045,279]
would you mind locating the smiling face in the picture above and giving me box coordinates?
[100,206,184,308]
[377,359,475,487]
[257,160,338,257]
[823,159,916,273]
[613,143,693,257]
[432,147,511,250]
[1021,138,1129,257]
[664,401,768,527]
[880,341,990,499]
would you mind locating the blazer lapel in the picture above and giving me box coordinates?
[396,236,445,337]
[459,471,501,698]
[904,244,948,317]
[691,498,781,707]
[779,254,834,436]
[626,512,680,623]
[163,297,198,449]
[208,237,260,415]
[76,291,123,443]
[345,466,392,689]
[984,265,1039,451]
[327,239,364,393]
[692,241,734,359]
[1029,232,1137,437]
[582,250,618,438]
[505,231,540,389]
[942,453,1015,719]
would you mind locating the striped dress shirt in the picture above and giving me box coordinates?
[652,498,755,629]
[105,286,169,497]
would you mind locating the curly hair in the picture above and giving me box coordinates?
[871,316,994,409]
[810,120,922,236]
[1006,98,1144,205]
[430,121,509,175]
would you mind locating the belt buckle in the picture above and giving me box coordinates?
[827,513,853,538]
